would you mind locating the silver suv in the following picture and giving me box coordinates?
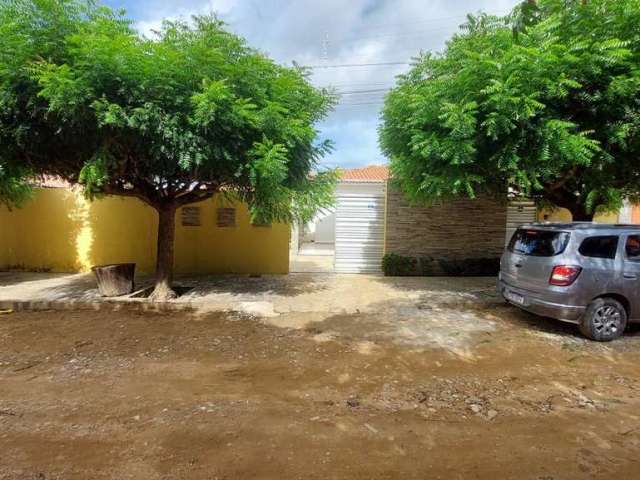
[500,223,640,341]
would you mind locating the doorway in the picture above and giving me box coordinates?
[289,208,336,273]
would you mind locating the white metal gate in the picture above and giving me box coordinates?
[334,183,386,273]
[506,200,537,244]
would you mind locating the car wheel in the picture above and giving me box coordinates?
[579,298,627,342]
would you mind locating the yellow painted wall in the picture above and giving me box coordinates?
[537,207,620,224]
[0,188,290,274]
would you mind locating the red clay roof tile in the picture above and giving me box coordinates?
[339,165,389,182]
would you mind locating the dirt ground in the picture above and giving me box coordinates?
[2,301,640,479]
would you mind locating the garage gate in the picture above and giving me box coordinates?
[506,200,537,243]
[334,182,386,273]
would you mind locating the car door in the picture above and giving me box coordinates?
[620,233,640,321]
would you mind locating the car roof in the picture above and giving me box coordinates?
[519,222,640,232]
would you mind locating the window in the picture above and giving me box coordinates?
[625,235,640,261]
[508,229,570,257]
[181,207,201,227]
[579,235,619,259]
[216,208,236,227]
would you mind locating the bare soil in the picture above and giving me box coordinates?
[2,305,640,479]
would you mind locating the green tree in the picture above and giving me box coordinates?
[380,0,640,221]
[0,0,337,300]
[0,163,31,209]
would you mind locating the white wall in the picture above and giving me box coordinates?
[300,182,385,247]
[314,212,335,243]
[302,208,336,244]
[619,199,633,224]
[290,221,300,253]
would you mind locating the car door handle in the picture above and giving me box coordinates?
[623,273,637,279]
[514,263,523,268]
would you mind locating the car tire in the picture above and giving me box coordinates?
[579,297,627,342]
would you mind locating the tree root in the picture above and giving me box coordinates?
[149,283,178,302]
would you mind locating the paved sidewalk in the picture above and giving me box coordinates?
[0,271,499,317]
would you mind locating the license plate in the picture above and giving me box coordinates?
[504,290,525,305]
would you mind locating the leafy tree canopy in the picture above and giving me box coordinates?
[380,0,640,220]
[0,0,337,298]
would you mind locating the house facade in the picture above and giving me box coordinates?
[0,185,289,275]
[295,165,637,274]
[3,168,635,276]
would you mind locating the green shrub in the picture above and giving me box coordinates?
[382,253,417,276]
[382,253,499,277]
[437,258,499,276]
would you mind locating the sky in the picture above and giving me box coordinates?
[103,0,521,170]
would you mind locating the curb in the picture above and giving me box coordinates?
[0,299,199,314]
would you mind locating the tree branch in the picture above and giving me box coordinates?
[102,183,155,207]
[544,166,579,192]
[175,184,218,206]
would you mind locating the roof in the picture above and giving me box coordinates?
[522,222,640,231]
[339,165,389,183]
[33,167,393,188]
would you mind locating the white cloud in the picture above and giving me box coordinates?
[134,0,239,36]
[124,0,522,168]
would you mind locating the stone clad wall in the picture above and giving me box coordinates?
[385,189,507,261]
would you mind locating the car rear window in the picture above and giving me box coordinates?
[508,229,570,257]
[579,235,619,259]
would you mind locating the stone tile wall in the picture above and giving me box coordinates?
[385,189,507,261]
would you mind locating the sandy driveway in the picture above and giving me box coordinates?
[2,286,640,478]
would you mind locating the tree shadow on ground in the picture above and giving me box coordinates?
[0,271,53,287]
[1,271,330,303]
[0,272,100,301]
[372,274,499,297]
[166,273,330,298]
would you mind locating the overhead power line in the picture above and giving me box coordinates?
[337,88,390,95]
[319,81,393,87]
[318,9,514,47]
[335,101,385,107]
[349,9,512,32]
[306,61,410,69]
[340,24,464,44]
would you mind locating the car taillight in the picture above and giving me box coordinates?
[549,265,582,286]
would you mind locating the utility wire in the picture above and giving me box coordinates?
[331,11,511,46]
[320,81,393,87]
[340,24,464,43]
[340,97,388,102]
[347,10,511,32]
[338,92,389,98]
[335,101,385,106]
[306,61,410,69]
[336,88,390,95]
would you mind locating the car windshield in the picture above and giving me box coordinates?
[508,229,570,257]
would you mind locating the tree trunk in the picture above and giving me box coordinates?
[544,187,594,222]
[149,203,178,301]
[570,207,594,222]
[559,197,594,222]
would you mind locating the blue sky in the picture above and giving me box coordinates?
[103,0,521,170]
